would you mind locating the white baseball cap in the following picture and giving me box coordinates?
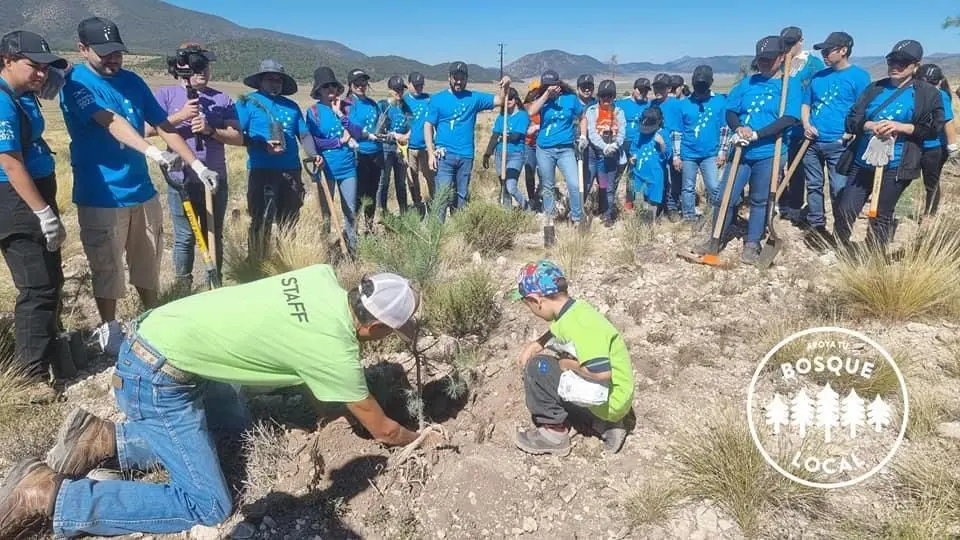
[359,272,419,342]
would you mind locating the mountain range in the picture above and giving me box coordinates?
[3,1,959,83]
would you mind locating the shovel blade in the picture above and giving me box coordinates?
[756,238,782,269]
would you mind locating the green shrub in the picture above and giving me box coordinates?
[451,200,534,255]
[425,267,501,339]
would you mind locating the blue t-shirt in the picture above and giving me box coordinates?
[615,97,650,152]
[632,129,671,205]
[854,82,916,169]
[678,94,728,160]
[347,96,381,155]
[650,96,682,136]
[493,109,531,155]
[805,65,873,144]
[537,93,585,148]
[427,88,495,158]
[403,93,431,150]
[306,103,356,182]
[725,73,802,161]
[381,101,410,153]
[924,89,954,150]
[236,91,308,171]
[59,65,167,208]
[0,84,55,183]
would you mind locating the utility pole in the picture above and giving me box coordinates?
[499,42,505,78]
[610,54,618,80]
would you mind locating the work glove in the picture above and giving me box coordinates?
[38,67,67,101]
[603,143,619,157]
[577,136,589,152]
[190,160,219,193]
[347,139,359,151]
[34,206,66,251]
[730,133,750,147]
[145,146,183,171]
[482,154,491,169]
[861,136,894,167]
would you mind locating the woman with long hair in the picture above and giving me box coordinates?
[482,86,530,209]
[377,76,413,215]
[523,80,542,210]
[916,63,957,217]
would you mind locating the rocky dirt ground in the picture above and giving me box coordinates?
[3,94,960,540]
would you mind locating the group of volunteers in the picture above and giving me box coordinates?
[0,13,953,538]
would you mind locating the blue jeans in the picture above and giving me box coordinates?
[802,141,848,228]
[496,150,527,209]
[588,153,620,219]
[435,153,474,222]
[315,175,359,252]
[681,156,720,219]
[378,148,408,213]
[536,145,583,222]
[711,156,775,244]
[52,328,249,537]
[166,171,228,281]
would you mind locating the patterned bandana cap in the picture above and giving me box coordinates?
[511,260,566,300]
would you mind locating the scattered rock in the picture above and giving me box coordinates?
[522,517,538,533]
[496,256,507,266]
[559,484,577,504]
[472,252,483,264]
[937,422,960,440]
[230,522,257,540]
[906,322,928,333]
[818,252,837,266]
[943,321,958,329]
[189,524,221,540]
[262,516,278,529]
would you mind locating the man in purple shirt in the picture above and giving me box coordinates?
[147,43,242,288]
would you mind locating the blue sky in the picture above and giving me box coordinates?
[167,0,959,66]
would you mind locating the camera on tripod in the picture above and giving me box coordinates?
[166,45,216,150]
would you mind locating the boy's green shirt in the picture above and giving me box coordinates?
[547,299,635,422]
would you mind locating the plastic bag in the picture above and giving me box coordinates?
[558,370,609,407]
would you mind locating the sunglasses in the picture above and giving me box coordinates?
[886,58,915,69]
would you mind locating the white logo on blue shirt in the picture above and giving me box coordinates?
[0,120,13,142]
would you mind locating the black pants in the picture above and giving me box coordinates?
[247,168,304,255]
[834,166,911,249]
[357,153,382,225]
[378,149,408,213]
[779,138,807,218]
[524,354,594,428]
[0,175,63,378]
[921,146,946,216]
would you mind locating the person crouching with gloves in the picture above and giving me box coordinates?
[693,35,802,265]
[833,40,945,253]
[0,31,69,404]
[580,80,626,226]
[483,86,532,210]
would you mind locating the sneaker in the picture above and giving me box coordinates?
[0,458,63,538]
[741,242,762,265]
[593,419,627,454]
[46,409,117,478]
[91,321,124,357]
[514,427,571,456]
[667,210,682,223]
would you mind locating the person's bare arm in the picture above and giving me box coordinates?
[346,396,419,446]
[0,153,45,211]
[154,121,199,164]
[92,110,154,154]
[526,91,551,117]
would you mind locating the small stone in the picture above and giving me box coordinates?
[263,516,278,529]
[937,421,960,440]
[496,256,507,266]
[652,312,665,323]
[511,528,522,536]
[522,517,538,533]
[598,304,610,315]
[529,465,543,477]
[472,252,483,264]
[559,484,577,504]
[189,524,221,540]
[906,322,926,333]
[796,279,809,290]
[230,522,257,540]
[943,321,958,329]
[819,252,837,266]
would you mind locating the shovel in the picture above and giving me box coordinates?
[501,95,510,207]
[677,145,743,266]
[303,158,350,259]
[755,53,794,268]
[159,164,221,289]
[205,187,217,276]
[756,137,811,268]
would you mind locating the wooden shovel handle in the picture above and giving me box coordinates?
[868,166,884,218]
[712,146,742,241]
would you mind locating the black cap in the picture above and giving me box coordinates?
[597,79,616,98]
[387,75,405,93]
[814,32,854,52]
[633,77,651,90]
[886,40,923,64]
[639,107,662,135]
[348,68,370,85]
[652,73,671,89]
[780,26,803,46]
[0,31,67,69]
[449,61,468,77]
[78,17,128,56]
[310,66,343,100]
[692,65,713,85]
[918,63,944,84]
[408,71,424,86]
[755,36,784,62]
[540,69,560,86]
[669,75,684,88]
[577,74,595,88]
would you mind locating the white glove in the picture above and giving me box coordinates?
[730,134,750,147]
[347,139,359,151]
[38,67,67,101]
[34,206,66,251]
[603,143,619,157]
[577,136,589,152]
[145,146,183,171]
[862,136,894,167]
[190,160,219,193]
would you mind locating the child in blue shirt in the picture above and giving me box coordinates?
[631,107,671,222]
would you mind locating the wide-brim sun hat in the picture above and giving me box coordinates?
[244,58,298,96]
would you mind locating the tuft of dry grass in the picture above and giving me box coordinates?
[555,224,594,280]
[239,420,288,506]
[832,214,960,321]
[905,390,949,441]
[619,213,657,263]
[671,409,825,536]
[451,200,535,256]
[895,450,960,521]
[623,482,683,528]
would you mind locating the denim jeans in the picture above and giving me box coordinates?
[496,150,527,209]
[378,148,408,213]
[587,153,620,219]
[536,145,583,222]
[779,138,808,219]
[681,156,720,219]
[167,174,228,281]
[52,329,249,537]
[711,156,775,244]
[802,141,848,228]
[435,153,474,223]
[314,175,359,252]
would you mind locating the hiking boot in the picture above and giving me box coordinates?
[667,210,681,223]
[46,409,117,478]
[741,242,761,265]
[0,458,63,539]
[91,320,124,357]
[593,419,627,454]
[514,427,571,457]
